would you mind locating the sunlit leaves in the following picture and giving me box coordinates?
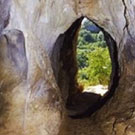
[77,19,111,87]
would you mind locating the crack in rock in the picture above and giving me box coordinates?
[122,0,135,40]
[112,118,117,135]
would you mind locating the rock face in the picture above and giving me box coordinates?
[0,0,135,135]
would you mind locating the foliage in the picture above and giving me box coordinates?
[77,19,111,87]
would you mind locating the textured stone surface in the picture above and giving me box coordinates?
[0,0,135,135]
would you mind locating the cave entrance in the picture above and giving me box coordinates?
[51,17,119,118]
[77,18,111,96]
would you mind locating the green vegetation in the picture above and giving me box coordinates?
[77,19,111,87]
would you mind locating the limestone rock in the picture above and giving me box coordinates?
[0,0,135,135]
[66,92,101,117]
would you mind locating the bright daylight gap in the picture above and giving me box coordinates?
[77,18,112,96]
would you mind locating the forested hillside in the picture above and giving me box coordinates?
[77,19,111,87]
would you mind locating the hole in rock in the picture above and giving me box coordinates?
[77,18,111,96]
[51,17,119,119]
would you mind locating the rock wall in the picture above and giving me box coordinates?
[0,0,135,135]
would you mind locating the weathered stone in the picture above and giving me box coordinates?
[66,92,101,117]
[0,0,10,35]
[0,0,135,135]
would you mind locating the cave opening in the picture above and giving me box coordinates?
[51,17,119,119]
[76,18,111,96]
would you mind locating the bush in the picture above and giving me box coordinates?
[77,18,111,87]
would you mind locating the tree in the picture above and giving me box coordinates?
[77,18,111,87]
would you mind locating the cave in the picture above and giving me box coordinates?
[1,0,135,135]
[51,17,119,119]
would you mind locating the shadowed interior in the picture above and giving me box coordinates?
[51,17,120,118]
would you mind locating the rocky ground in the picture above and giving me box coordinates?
[83,85,108,96]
